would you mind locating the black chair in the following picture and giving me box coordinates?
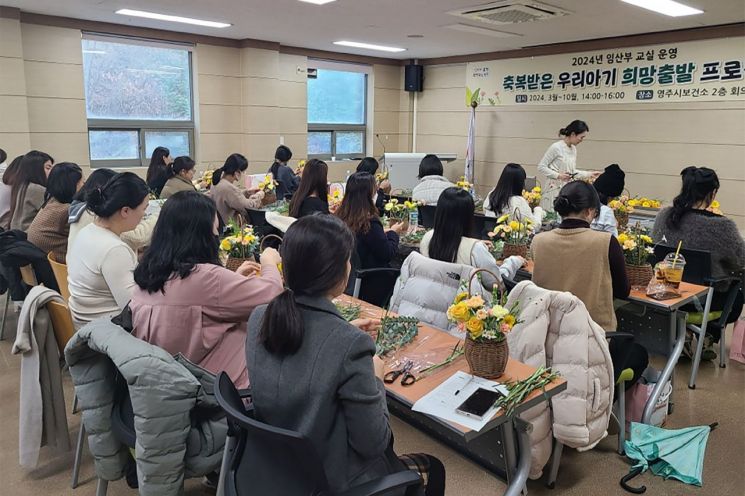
[214,372,422,496]
[470,214,486,239]
[417,205,436,229]
[652,245,743,387]
[246,208,268,227]
[345,250,400,308]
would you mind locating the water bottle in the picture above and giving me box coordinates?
[408,208,419,233]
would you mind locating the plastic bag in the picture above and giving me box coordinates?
[645,262,681,300]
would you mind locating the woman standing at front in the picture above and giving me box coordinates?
[537,120,599,209]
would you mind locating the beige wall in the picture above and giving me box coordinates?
[2,19,409,182]
[415,62,745,228]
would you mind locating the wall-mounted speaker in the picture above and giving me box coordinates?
[405,64,423,92]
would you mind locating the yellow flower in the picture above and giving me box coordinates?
[497,214,509,223]
[384,203,394,211]
[618,233,629,244]
[220,239,232,251]
[642,201,651,208]
[641,235,653,244]
[623,239,637,250]
[533,186,541,193]
[466,317,484,336]
[476,309,488,320]
[464,295,485,308]
[503,314,516,328]
[509,221,519,231]
[491,305,509,320]
[503,226,512,233]
[454,292,468,304]
[447,302,470,322]
[711,200,720,209]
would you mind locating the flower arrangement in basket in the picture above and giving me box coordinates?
[608,195,634,230]
[193,169,215,190]
[521,186,542,209]
[627,197,662,209]
[487,211,534,258]
[455,176,473,192]
[294,159,307,176]
[220,222,259,271]
[383,198,418,222]
[447,269,521,378]
[706,200,722,215]
[618,225,655,288]
[257,174,278,205]
[328,189,344,213]
[375,170,389,182]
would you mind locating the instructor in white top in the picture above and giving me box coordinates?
[537,120,600,210]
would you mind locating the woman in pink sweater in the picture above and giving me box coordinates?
[130,191,283,388]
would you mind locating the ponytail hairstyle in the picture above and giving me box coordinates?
[488,163,526,215]
[668,166,719,228]
[559,120,589,137]
[429,187,475,263]
[169,156,196,177]
[45,162,83,204]
[335,172,378,234]
[270,145,293,179]
[553,180,600,219]
[288,158,328,218]
[260,214,355,355]
[74,168,116,202]
[212,153,248,186]
[85,172,149,219]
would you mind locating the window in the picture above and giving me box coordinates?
[307,64,368,160]
[82,35,194,167]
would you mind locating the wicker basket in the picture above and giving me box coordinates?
[261,191,277,206]
[225,256,254,272]
[464,336,509,379]
[615,210,629,231]
[626,263,654,289]
[502,242,528,259]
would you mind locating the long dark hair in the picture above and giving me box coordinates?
[356,157,379,175]
[45,162,83,204]
[134,191,221,293]
[169,156,195,177]
[429,188,475,263]
[488,163,526,215]
[86,172,149,219]
[269,145,293,179]
[559,120,589,137]
[335,172,378,234]
[668,166,720,228]
[147,146,170,184]
[9,150,53,223]
[260,215,355,355]
[2,155,24,186]
[554,180,600,218]
[213,153,248,186]
[289,158,328,218]
[74,168,116,202]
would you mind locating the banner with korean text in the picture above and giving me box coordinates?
[465,37,745,106]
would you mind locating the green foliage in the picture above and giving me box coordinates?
[375,316,419,356]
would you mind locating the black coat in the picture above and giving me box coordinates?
[0,229,60,299]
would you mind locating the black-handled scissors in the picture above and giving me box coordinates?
[384,360,416,386]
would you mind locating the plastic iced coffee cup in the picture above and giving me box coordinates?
[663,253,686,289]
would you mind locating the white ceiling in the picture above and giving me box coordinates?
[7,0,745,59]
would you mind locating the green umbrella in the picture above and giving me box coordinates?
[620,421,718,494]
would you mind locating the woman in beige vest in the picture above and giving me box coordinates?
[532,180,648,385]
[419,187,524,291]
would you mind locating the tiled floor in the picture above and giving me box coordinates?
[1,306,743,495]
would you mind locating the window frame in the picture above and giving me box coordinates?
[307,61,370,161]
[82,33,196,168]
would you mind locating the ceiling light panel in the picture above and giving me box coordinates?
[115,9,232,28]
[620,0,703,17]
[333,41,406,53]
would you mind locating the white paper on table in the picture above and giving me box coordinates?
[411,371,509,432]
[244,173,268,190]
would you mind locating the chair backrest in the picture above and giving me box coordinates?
[357,268,401,307]
[19,264,37,287]
[652,245,712,286]
[418,205,436,228]
[470,213,486,239]
[214,372,330,496]
[47,252,70,301]
[246,208,267,227]
[47,300,75,356]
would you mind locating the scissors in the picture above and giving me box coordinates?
[384,360,417,386]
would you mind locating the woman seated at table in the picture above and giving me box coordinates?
[210,153,264,224]
[247,214,445,495]
[336,172,406,269]
[68,169,158,254]
[268,145,299,201]
[131,191,283,388]
[591,163,625,237]
[159,156,197,199]
[421,187,525,290]
[532,180,648,385]
[412,155,454,206]
[483,163,544,225]
[652,166,745,360]
[27,162,83,263]
[146,146,172,198]
[9,150,54,231]
[357,156,390,213]
[288,158,329,218]
[67,172,150,328]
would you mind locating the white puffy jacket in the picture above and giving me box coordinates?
[506,281,613,479]
[389,252,490,337]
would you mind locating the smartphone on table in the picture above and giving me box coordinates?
[455,387,504,420]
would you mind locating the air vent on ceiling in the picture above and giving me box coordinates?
[449,1,571,25]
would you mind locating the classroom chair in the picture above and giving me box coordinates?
[19,264,38,287]
[346,250,400,308]
[47,253,70,302]
[606,331,637,455]
[214,372,422,496]
[652,245,743,388]
[417,205,436,228]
